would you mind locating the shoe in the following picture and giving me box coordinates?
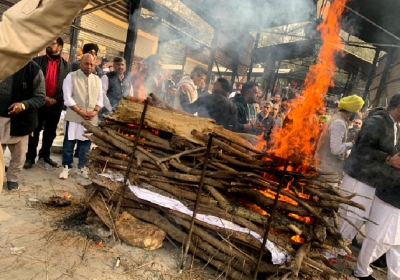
[353,273,376,280]
[42,157,59,168]
[7,181,19,191]
[23,159,34,169]
[37,158,53,170]
[78,167,89,179]
[59,166,70,179]
[371,254,387,268]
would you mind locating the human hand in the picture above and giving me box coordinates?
[252,121,265,133]
[387,152,400,169]
[45,96,52,107]
[8,102,24,115]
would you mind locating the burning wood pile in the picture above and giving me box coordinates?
[80,98,364,279]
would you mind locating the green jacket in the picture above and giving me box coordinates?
[233,94,257,133]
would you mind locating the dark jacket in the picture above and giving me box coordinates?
[233,94,257,134]
[7,61,46,136]
[187,90,238,131]
[33,54,71,108]
[344,109,400,208]
[257,113,275,141]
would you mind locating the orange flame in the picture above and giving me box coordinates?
[288,213,312,224]
[61,192,71,200]
[291,234,305,244]
[270,0,348,167]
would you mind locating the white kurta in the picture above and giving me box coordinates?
[63,74,103,141]
[339,173,376,240]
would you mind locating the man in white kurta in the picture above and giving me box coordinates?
[60,54,103,179]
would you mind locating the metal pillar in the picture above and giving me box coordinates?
[230,57,239,91]
[373,48,396,107]
[206,23,220,86]
[181,41,188,74]
[69,17,81,62]
[124,0,142,73]
[270,59,282,96]
[247,32,260,81]
[362,49,380,104]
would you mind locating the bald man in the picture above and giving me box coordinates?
[60,54,103,180]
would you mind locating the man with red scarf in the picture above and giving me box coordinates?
[24,37,71,168]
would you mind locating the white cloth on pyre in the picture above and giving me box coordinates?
[99,172,288,264]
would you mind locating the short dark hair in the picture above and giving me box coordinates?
[146,54,162,65]
[56,37,64,47]
[216,77,231,93]
[388,94,400,110]
[113,56,125,63]
[190,65,207,79]
[282,97,288,102]
[241,81,257,95]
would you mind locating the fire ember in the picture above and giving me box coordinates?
[78,99,366,279]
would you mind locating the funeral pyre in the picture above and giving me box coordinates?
[77,98,367,279]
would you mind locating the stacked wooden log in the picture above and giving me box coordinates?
[80,99,366,279]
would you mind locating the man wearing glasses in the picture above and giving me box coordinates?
[24,37,71,169]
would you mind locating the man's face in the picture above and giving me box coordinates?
[271,104,280,117]
[80,54,95,75]
[263,104,272,116]
[168,87,177,96]
[246,86,258,104]
[282,100,288,108]
[113,61,126,75]
[46,41,62,56]
[148,60,162,76]
[193,73,206,86]
[199,81,206,90]
[353,119,362,129]
[274,94,281,103]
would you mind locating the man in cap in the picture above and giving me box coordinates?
[71,43,103,77]
[344,95,400,280]
[316,94,364,175]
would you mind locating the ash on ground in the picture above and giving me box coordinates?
[55,204,112,245]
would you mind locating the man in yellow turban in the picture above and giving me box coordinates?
[316,94,364,174]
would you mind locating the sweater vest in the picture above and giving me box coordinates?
[65,70,100,124]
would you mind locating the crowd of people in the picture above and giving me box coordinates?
[0,29,399,280]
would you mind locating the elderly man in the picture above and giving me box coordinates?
[25,37,71,169]
[316,95,364,175]
[71,43,103,77]
[59,54,103,180]
[98,56,132,120]
[0,61,45,191]
[343,95,400,280]
[174,65,207,112]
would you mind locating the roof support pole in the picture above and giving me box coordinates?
[230,57,239,92]
[206,22,220,86]
[247,32,260,81]
[124,0,142,73]
[372,48,396,107]
[362,48,380,106]
[271,59,282,96]
[68,17,81,62]
[181,41,188,74]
